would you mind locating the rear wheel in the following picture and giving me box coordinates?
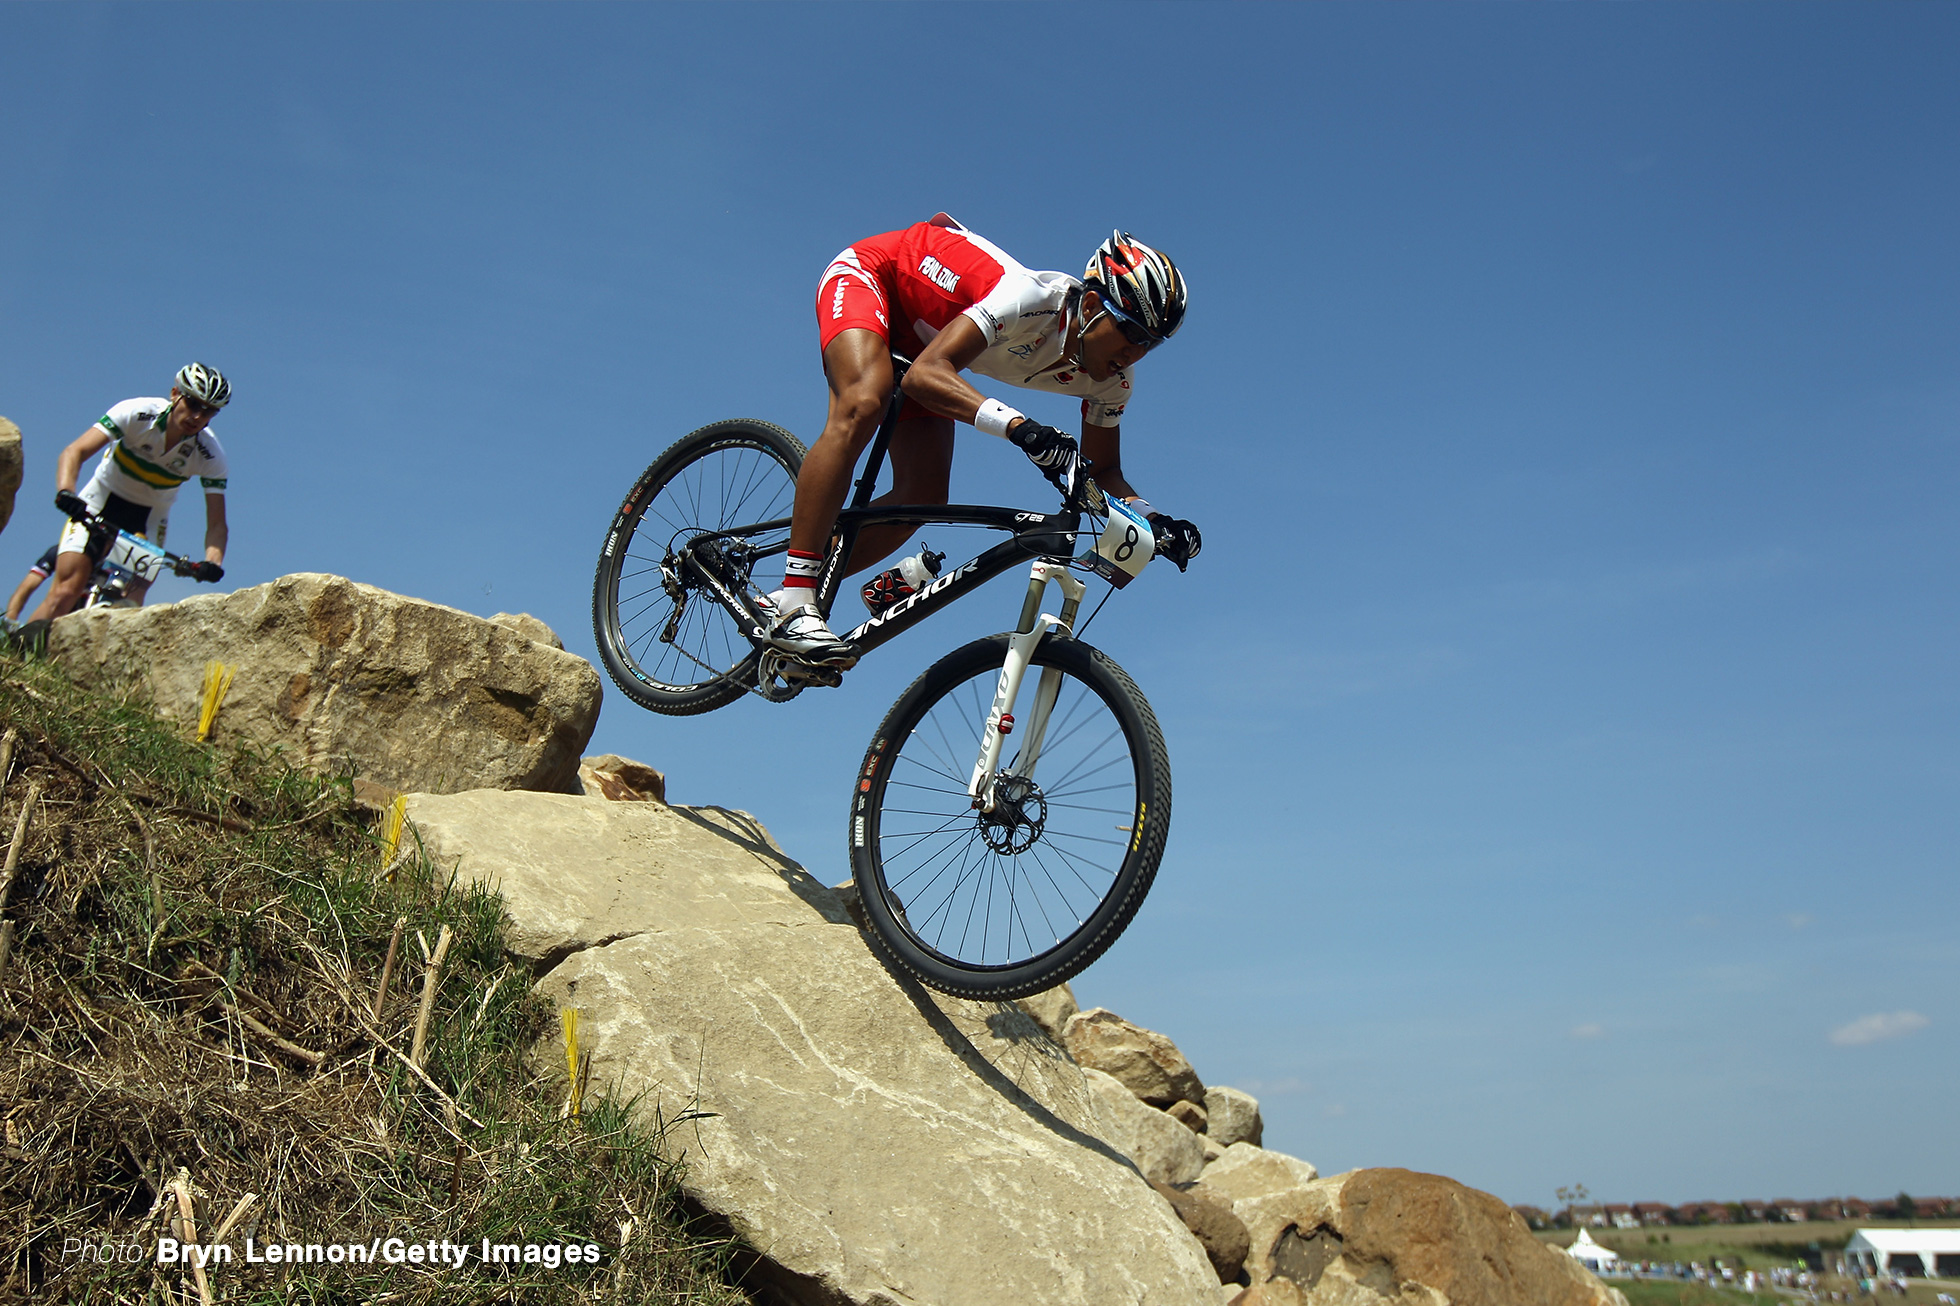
[593,420,804,715]
[850,634,1171,999]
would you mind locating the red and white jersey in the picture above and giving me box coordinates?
[817,215,1133,428]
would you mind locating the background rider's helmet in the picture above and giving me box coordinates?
[174,362,231,409]
[1083,231,1188,343]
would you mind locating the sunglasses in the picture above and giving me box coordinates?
[1098,300,1163,353]
[178,395,220,419]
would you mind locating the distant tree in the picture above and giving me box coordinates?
[1897,1192,1917,1224]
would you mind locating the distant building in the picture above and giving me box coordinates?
[1632,1203,1675,1227]
[1606,1204,1639,1229]
[1511,1206,1551,1230]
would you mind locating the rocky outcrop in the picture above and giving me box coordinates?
[405,789,1223,1306]
[45,574,599,793]
[576,753,665,802]
[1065,1007,1206,1107]
[1017,981,1079,1042]
[0,417,21,535]
[1082,1066,1206,1186]
[1153,1181,1251,1285]
[1230,1168,1626,1306]
[1205,1087,1264,1148]
[1201,1143,1318,1208]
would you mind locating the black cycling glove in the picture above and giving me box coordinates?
[189,561,224,584]
[1146,513,1202,572]
[1006,420,1081,496]
[54,490,88,520]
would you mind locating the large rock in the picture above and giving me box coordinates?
[576,753,665,803]
[1205,1086,1264,1148]
[1235,1168,1627,1306]
[407,790,1222,1306]
[1153,1181,1251,1285]
[0,416,20,535]
[1016,980,1080,1042]
[45,573,600,794]
[1202,1143,1318,1211]
[1065,1007,1206,1107]
[1082,1066,1206,1186]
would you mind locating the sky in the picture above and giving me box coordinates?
[1,3,1953,1211]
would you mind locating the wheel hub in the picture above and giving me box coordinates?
[978,774,1047,854]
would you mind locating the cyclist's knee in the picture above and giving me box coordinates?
[825,388,888,441]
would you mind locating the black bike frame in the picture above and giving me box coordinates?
[683,354,1083,664]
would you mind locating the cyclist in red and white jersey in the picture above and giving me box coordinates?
[765,214,1201,663]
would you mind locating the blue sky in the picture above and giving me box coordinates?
[2,4,1953,1209]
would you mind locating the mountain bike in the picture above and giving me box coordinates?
[61,506,211,608]
[592,357,1172,999]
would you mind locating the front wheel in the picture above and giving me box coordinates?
[592,419,804,716]
[851,634,1171,999]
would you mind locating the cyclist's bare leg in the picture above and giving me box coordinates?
[843,415,953,573]
[788,330,895,564]
[28,552,92,623]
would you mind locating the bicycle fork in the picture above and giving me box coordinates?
[968,560,1086,812]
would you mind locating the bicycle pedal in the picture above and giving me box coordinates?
[780,661,844,688]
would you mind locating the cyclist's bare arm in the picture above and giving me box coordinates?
[900,316,1029,432]
[54,427,111,492]
[1080,426,1141,503]
[202,492,228,565]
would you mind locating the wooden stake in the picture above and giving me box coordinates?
[209,1192,259,1243]
[218,1000,325,1067]
[371,916,406,1022]
[0,781,41,914]
[0,921,15,979]
[408,923,452,1071]
[169,1168,215,1306]
[0,726,17,799]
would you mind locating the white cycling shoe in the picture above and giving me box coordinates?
[765,602,855,666]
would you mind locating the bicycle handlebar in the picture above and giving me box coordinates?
[61,502,206,578]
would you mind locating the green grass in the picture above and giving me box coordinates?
[0,645,755,1304]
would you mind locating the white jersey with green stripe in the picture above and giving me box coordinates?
[83,397,229,511]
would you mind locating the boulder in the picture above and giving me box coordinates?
[1236,1168,1628,1306]
[1167,1099,1209,1134]
[407,790,1223,1306]
[0,419,19,537]
[1153,1180,1251,1285]
[1064,1007,1205,1107]
[0,417,20,535]
[45,573,600,794]
[1081,1066,1205,1186]
[1016,980,1079,1042]
[576,753,665,803]
[1205,1086,1264,1148]
[488,611,563,649]
[1201,1143,1318,1210]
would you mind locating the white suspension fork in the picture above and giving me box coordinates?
[968,560,1087,811]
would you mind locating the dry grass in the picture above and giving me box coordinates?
[0,646,755,1304]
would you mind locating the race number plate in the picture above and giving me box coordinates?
[1081,497,1154,589]
[104,532,170,582]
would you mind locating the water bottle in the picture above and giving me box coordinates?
[861,546,946,615]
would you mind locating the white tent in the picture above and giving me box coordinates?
[1566,1228,1623,1271]
[1844,1228,1960,1278]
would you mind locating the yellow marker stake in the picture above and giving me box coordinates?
[380,794,408,864]
[561,1006,583,1116]
[196,662,234,741]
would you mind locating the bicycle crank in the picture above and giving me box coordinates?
[755,651,843,702]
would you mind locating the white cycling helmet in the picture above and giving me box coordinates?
[1083,231,1188,343]
[175,361,231,409]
